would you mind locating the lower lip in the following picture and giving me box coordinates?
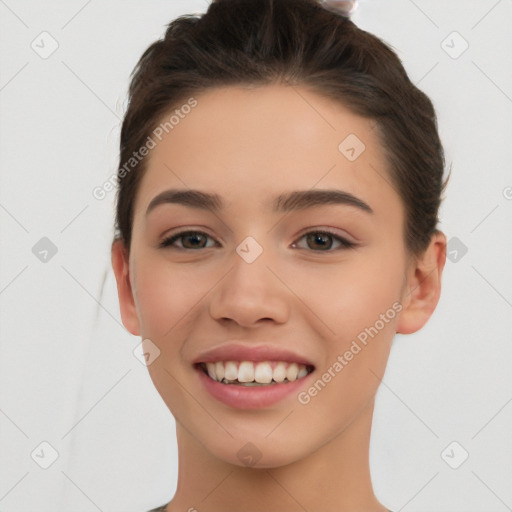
[196,366,313,410]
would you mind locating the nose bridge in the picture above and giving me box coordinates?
[234,235,271,286]
[209,234,289,326]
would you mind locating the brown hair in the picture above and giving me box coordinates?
[114,0,449,255]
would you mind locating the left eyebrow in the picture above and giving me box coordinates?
[145,188,374,216]
[273,189,373,214]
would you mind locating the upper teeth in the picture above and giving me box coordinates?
[204,361,310,384]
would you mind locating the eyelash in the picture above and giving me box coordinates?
[158,229,356,252]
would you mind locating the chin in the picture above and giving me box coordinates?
[202,434,310,469]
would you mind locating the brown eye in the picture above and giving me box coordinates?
[159,231,216,250]
[291,230,355,251]
[159,229,355,252]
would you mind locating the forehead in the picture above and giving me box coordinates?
[134,83,401,220]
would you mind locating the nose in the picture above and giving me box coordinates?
[208,247,290,328]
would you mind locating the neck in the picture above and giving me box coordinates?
[165,398,388,512]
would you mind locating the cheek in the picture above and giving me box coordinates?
[343,263,402,330]
[132,257,207,340]
[309,250,403,395]
[298,259,402,432]
[306,249,405,343]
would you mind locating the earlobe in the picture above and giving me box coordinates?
[111,239,141,336]
[396,231,447,335]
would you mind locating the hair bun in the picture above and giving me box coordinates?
[319,0,359,16]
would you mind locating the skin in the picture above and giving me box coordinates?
[112,83,446,511]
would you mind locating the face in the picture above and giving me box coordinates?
[114,83,417,467]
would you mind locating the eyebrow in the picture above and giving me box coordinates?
[146,188,374,216]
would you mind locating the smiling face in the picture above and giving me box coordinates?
[112,83,430,468]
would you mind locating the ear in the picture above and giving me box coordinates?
[111,239,141,336]
[396,231,447,335]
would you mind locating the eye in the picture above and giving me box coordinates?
[291,229,356,251]
[159,230,218,250]
[159,229,355,252]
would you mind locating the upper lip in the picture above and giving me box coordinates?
[193,343,315,367]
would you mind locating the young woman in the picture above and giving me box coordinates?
[111,0,448,510]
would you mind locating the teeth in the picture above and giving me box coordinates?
[224,361,238,381]
[200,360,312,385]
[206,362,217,381]
[273,362,287,383]
[215,361,225,381]
[254,361,273,384]
[286,362,299,382]
[238,361,255,382]
[297,366,308,379]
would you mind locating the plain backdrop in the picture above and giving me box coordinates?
[0,0,511,511]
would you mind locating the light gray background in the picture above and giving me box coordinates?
[0,0,511,511]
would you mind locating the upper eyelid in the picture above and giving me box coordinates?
[160,227,356,248]
[294,226,355,242]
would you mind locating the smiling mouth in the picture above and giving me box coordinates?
[196,360,315,386]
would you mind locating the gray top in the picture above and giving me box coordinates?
[147,505,393,511]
